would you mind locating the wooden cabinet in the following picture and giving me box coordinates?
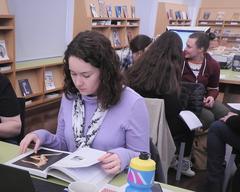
[0,15,15,87]
[197,8,240,47]
[154,2,191,36]
[15,57,64,110]
[73,0,139,49]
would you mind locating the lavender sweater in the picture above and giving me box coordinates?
[34,87,150,171]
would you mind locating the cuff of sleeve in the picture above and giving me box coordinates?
[108,148,139,172]
[33,129,49,145]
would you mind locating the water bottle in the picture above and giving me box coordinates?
[125,152,156,192]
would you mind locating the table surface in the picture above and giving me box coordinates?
[220,69,240,85]
[0,141,193,192]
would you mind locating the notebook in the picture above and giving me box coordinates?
[0,164,65,192]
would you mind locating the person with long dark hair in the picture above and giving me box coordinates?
[126,31,196,177]
[20,31,149,175]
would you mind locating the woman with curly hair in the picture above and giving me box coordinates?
[20,31,149,175]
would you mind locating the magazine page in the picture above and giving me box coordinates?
[5,147,69,178]
[54,147,106,168]
[48,164,113,185]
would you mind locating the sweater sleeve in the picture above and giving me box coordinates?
[34,97,68,151]
[206,56,220,99]
[226,115,240,135]
[109,97,150,171]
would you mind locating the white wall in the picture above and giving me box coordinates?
[8,0,74,62]
[136,0,201,37]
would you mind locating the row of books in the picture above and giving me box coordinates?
[201,11,240,21]
[18,71,57,97]
[166,9,189,20]
[90,3,135,18]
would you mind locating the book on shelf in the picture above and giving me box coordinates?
[216,11,225,21]
[122,5,128,18]
[25,100,32,106]
[175,11,182,20]
[0,40,9,61]
[181,11,188,20]
[0,65,11,72]
[5,147,113,185]
[90,3,98,18]
[131,5,135,18]
[231,13,240,21]
[167,9,174,20]
[98,0,106,17]
[112,30,121,47]
[106,5,112,17]
[18,79,33,97]
[45,70,56,91]
[45,93,60,99]
[115,6,122,18]
[202,11,211,20]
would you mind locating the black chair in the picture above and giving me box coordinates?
[2,97,25,145]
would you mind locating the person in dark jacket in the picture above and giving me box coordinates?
[207,112,240,192]
[182,32,229,129]
[126,31,196,177]
[0,74,21,139]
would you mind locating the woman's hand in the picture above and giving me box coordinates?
[98,152,121,174]
[220,112,238,123]
[19,133,41,154]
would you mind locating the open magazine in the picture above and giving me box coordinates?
[5,147,113,185]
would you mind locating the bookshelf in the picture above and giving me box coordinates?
[0,15,15,87]
[154,2,191,36]
[196,8,240,47]
[15,57,64,110]
[73,0,140,49]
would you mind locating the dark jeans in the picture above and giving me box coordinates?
[207,121,240,192]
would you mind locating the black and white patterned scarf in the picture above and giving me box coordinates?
[72,95,108,148]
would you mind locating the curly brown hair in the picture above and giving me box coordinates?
[63,31,124,109]
[126,31,183,95]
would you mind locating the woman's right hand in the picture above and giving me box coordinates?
[19,133,41,154]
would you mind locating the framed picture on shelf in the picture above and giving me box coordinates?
[90,4,98,18]
[18,79,33,96]
[0,40,9,61]
[45,70,56,91]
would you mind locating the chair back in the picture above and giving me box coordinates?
[144,98,176,183]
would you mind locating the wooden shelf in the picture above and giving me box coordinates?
[0,15,15,87]
[15,57,64,109]
[73,0,139,48]
[154,2,191,35]
[196,7,240,47]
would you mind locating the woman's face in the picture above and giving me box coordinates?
[69,56,100,96]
